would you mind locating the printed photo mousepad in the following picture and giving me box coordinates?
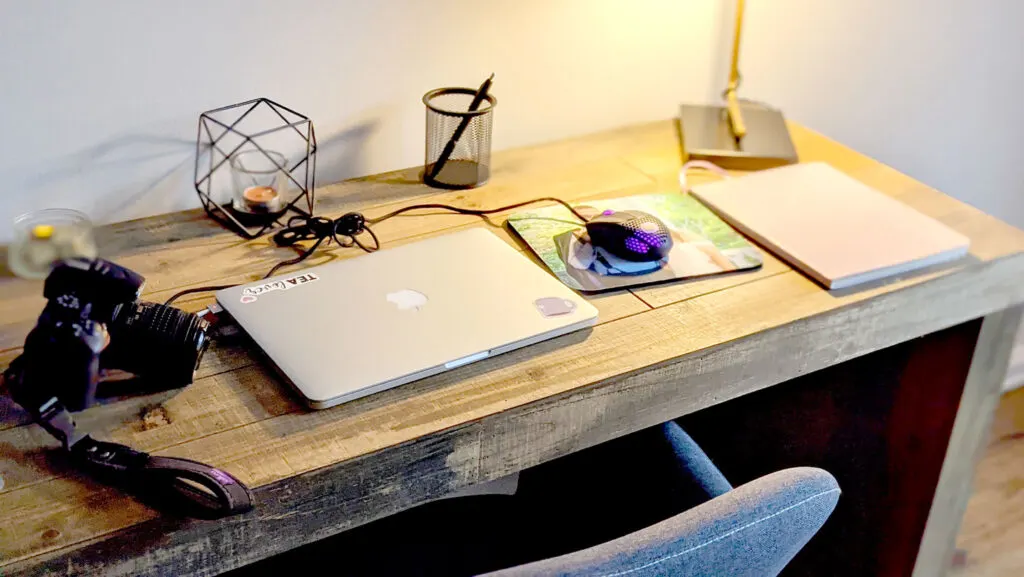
[506,193,762,292]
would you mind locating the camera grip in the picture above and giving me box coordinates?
[6,257,251,520]
[21,318,105,411]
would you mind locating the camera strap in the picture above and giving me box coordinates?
[4,362,253,518]
[68,434,254,518]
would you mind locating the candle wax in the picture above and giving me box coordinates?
[242,186,280,213]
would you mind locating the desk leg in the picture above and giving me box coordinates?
[677,307,1022,577]
[913,306,1023,577]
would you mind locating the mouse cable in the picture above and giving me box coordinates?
[678,160,730,193]
[367,197,589,225]
[162,196,587,306]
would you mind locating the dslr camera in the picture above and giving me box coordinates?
[3,258,253,517]
[11,258,210,413]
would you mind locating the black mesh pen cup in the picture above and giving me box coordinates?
[423,87,496,189]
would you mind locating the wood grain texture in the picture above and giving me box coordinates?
[1006,327,1024,390]
[953,387,1024,576]
[4,250,1023,575]
[0,157,653,352]
[631,250,790,308]
[4,426,480,577]
[913,307,1024,577]
[0,288,643,501]
[1,120,1023,575]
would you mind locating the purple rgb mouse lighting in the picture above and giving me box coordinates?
[632,230,666,247]
[624,236,651,254]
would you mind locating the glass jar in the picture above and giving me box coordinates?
[230,150,287,215]
[8,208,98,279]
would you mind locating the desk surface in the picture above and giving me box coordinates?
[2,121,1024,576]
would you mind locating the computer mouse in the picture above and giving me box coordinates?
[584,210,673,262]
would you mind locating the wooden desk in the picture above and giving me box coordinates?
[1,121,1023,576]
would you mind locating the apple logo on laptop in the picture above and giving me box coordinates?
[386,289,428,311]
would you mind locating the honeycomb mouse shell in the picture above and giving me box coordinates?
[584,210,673,262]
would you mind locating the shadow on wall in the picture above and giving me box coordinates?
[2,117,381,242]
[307,117,436,210]
[314,120,379,188]
[19,133,196,226]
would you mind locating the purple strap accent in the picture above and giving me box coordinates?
[209,468,237,485]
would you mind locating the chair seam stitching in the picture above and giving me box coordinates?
[598,487,841,577]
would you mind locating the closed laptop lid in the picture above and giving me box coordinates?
[691,162,970,289]
[216,228,598,408]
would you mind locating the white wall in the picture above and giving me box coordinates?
[0,0,722,240]
[2,0,1022,239]
[740,0,1024,229]
[734,0,1024,393]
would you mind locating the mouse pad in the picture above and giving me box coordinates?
[506,193,762,292]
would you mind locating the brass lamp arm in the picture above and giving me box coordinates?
[725,0,747,139]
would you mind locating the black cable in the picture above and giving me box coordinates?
[162,197,587,306]
[163,284,240,306]
[368,197,590,225]
[261,237,327,280]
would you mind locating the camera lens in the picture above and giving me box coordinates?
[103,301,210,386]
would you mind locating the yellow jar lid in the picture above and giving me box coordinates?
[31,224,54,239]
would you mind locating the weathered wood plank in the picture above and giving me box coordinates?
[5,250,1023,577]
[912,306,1024,577]
[953,387,1024,574]
[631,251,790,308]
[0,331,261,432]
[0,157,653,352]
[0,364,298,497]
[2,120,1024,575]
[0,284,644,502]
[4,251,1024,570]
[1007,328,1024,390]
[2,425,481,577]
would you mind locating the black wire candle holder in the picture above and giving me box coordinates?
[194,98,317,239]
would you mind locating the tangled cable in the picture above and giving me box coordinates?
[164,197,589,305]
[267,212,380,278]
[266,198,589,279]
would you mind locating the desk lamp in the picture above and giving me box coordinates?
[678,0,797,169]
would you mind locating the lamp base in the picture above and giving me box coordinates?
[677,103,797,170]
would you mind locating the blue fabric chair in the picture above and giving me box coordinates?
[480,422,840,577]
[231,422,838,577]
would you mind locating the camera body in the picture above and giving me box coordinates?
[15,258,210,412]
[2,259,254,517]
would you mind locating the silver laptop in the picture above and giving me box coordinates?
[216,228,598,409]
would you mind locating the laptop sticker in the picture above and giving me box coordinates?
[535,297,576,318]
[240,272,320,303]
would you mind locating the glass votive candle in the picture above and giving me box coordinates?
[229,150,288,216]
[8,208,98,279]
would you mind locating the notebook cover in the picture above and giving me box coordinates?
[506,193,762,292]
[690,162,971,289]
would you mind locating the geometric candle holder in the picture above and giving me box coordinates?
[194,98,317,239]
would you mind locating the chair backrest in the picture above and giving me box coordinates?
[479,466,839,577]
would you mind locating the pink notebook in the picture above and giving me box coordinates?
[691,162,970,289]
